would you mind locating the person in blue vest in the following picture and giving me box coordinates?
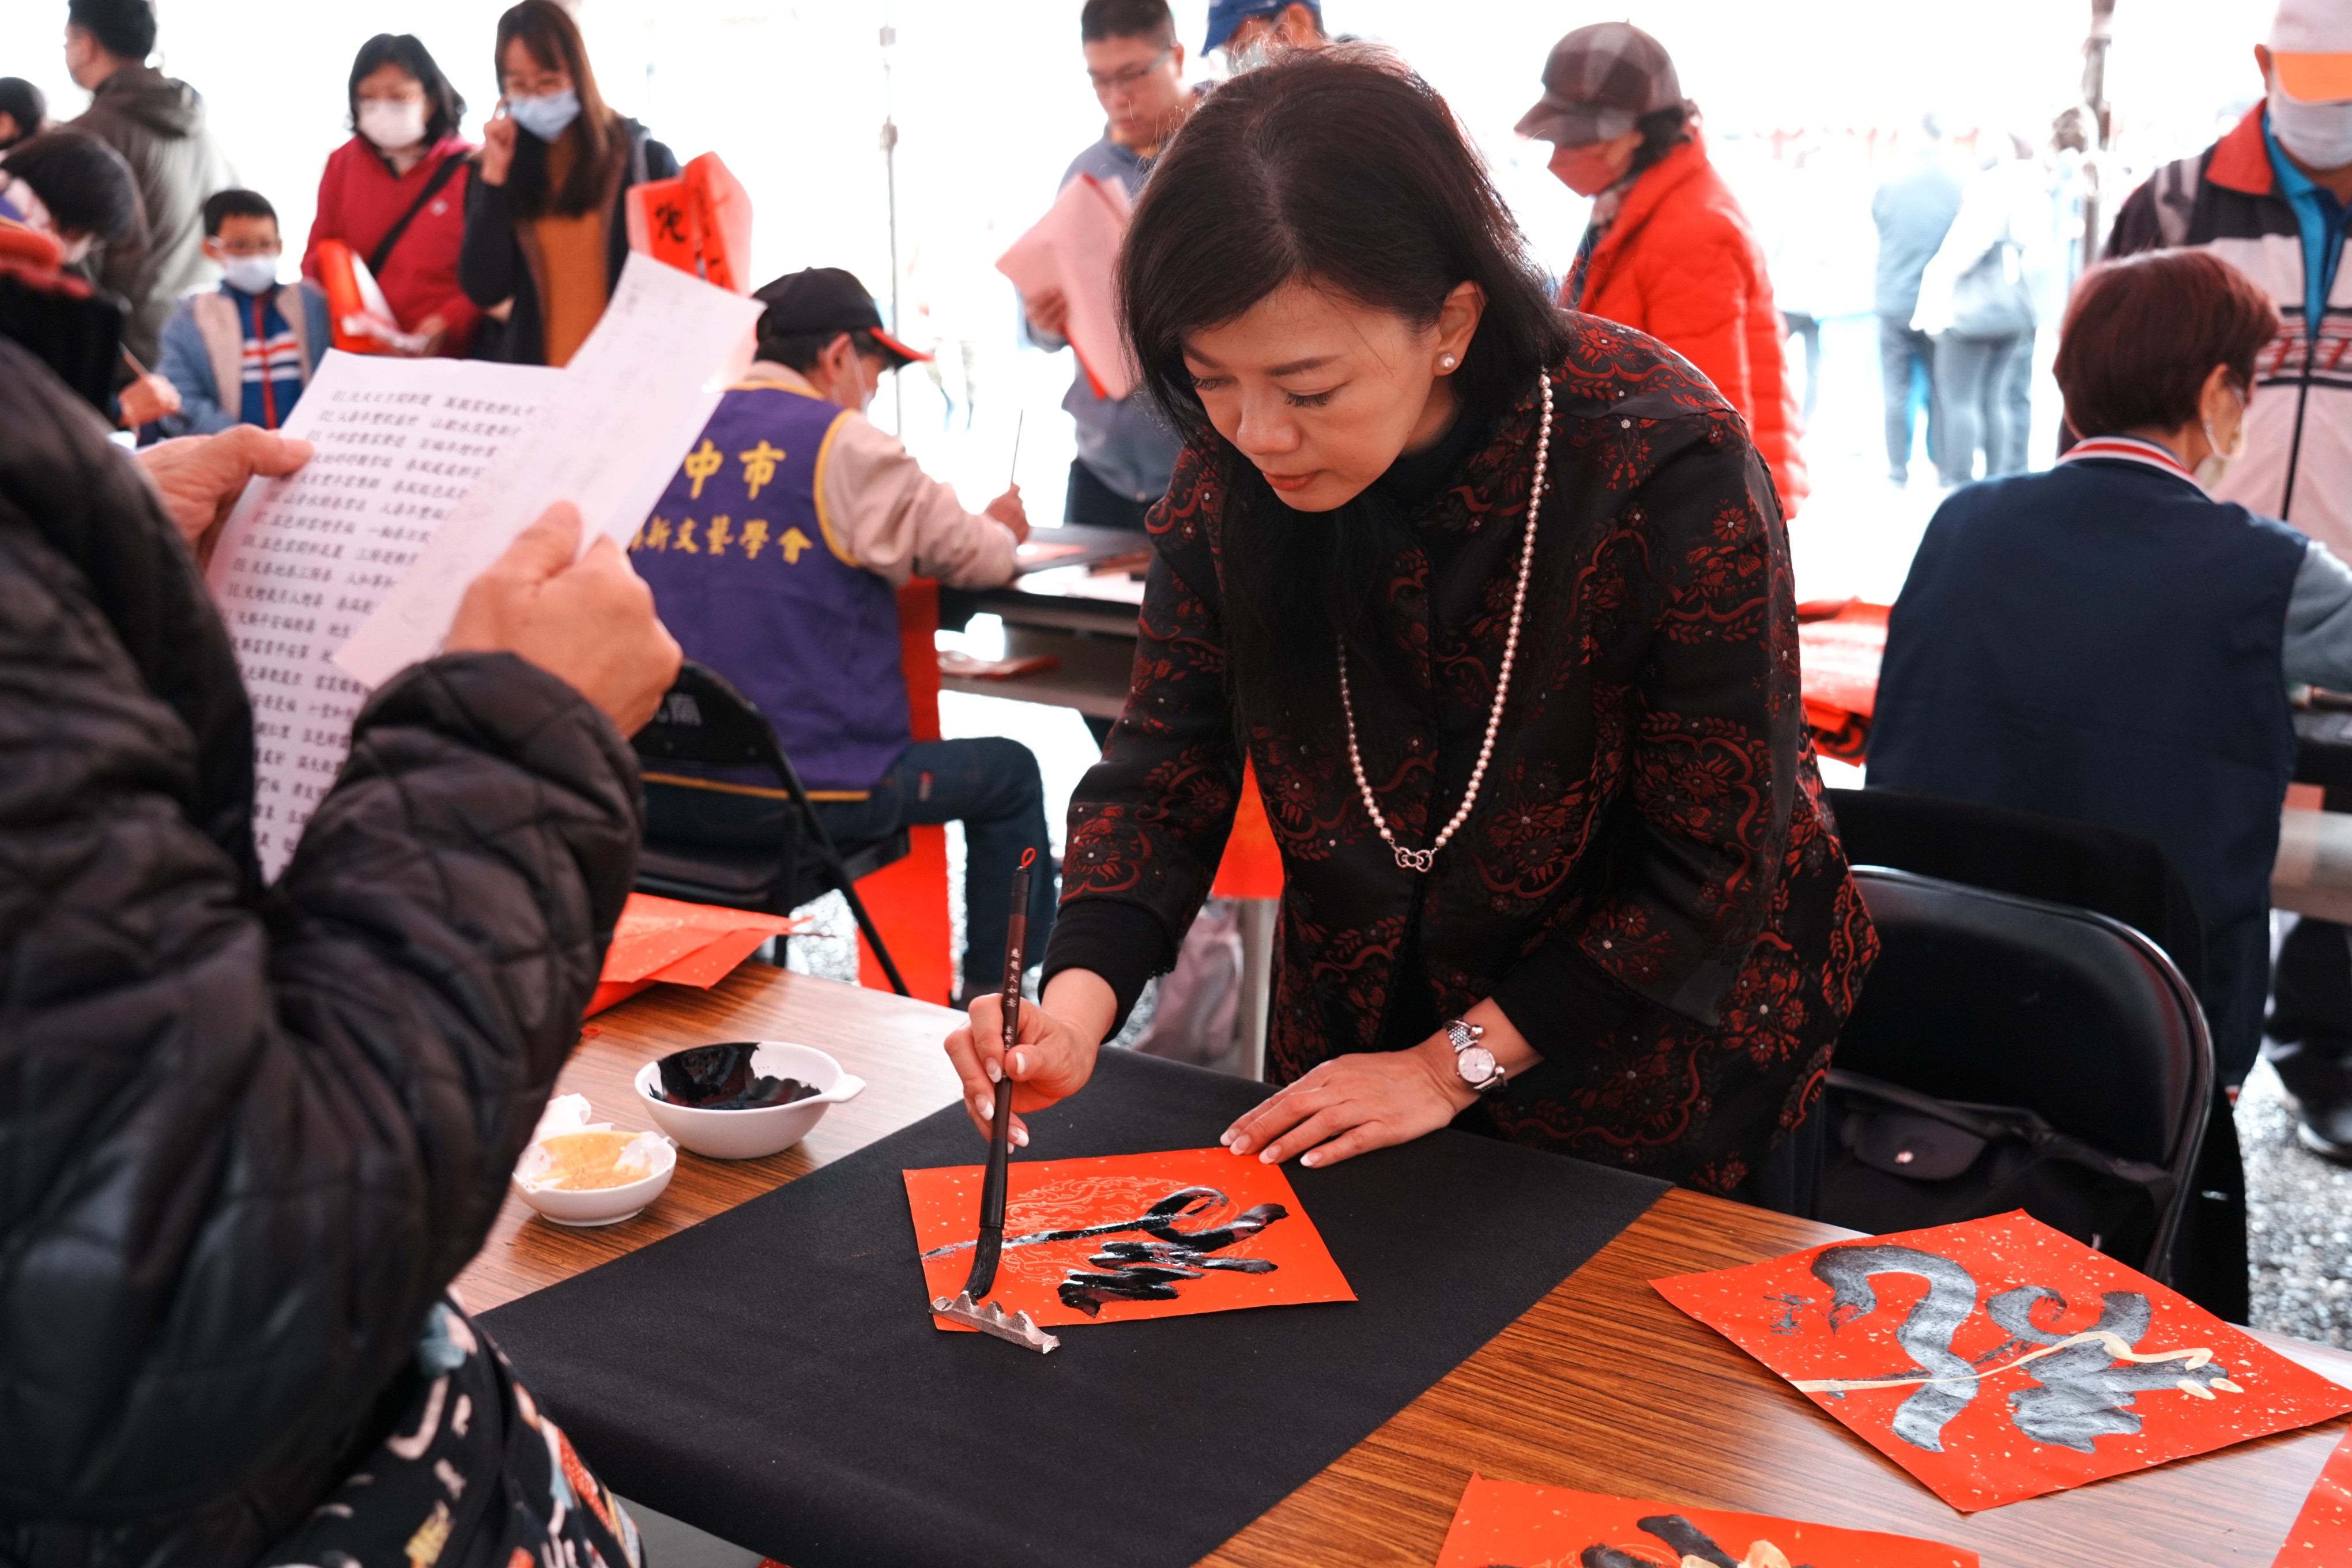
[631,267,1051,1003]
[1871,247,2352,1093]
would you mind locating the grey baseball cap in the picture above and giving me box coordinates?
[1514,21,1683,146]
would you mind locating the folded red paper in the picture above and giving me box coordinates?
[586,894,806,1016]
[1434,1474,1977,1567]
[1654,1211,2352,1513]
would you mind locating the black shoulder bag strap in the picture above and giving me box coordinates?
[367,152,468,279]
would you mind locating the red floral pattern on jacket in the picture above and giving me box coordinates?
[1061,318,1876,1190]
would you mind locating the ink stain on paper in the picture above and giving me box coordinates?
[903,1150,1353,1330]
[1432,1475,1979,1568]
[1653,1211,2352,1511]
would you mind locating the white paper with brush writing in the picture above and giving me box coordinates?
[205,350,557,880]
[336,252,763,689]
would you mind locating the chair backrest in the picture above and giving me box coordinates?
[1840,867,2210,1178]
[632,661,798,779]
[1827,787,2206,998]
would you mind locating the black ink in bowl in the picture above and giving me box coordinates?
[651,1042,822,1111]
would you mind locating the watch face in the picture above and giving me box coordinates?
[1458,1045,1498,1084]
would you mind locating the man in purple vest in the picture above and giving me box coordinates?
[632,267,1053,1002]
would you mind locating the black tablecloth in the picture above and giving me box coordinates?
[481,1047,1667,1567]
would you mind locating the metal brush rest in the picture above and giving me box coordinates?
[932,1291,1060,1354]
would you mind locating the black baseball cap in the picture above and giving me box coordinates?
[751,267,930,367]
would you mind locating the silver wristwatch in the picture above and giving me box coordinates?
[1446,1018,1506,1096]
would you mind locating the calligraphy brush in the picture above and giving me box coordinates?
[960,845,1036,1305]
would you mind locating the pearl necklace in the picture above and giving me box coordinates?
[1339,373,1553,875]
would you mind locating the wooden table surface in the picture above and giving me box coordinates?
[458,964,2352,1568]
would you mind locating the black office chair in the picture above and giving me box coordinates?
[1831,866,2212,1282]
[1827,786,2206,992]
[1825,786,2251,1316]
[632,662,912,996]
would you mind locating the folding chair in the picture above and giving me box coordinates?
[632,661,911,996]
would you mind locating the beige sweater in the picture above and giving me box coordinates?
[739,361,1017,590]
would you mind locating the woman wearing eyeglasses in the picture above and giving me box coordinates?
[945,50,1877,1213]
[1021,0,1199,537]
[459,0,677,367]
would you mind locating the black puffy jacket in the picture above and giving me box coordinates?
[0,339,643,1563]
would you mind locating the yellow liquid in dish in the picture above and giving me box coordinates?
[536,1130,655,1190]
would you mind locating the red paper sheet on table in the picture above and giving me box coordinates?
[2274,1423,2352,1566]
[599,893,801,984]
[903,1148,1354,1329]
[994,172,1134,400]
[1654,1211,2352,1513]
[1434,1474,1977,1568]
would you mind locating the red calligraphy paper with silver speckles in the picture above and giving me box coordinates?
[2273,1423,2352,1566]
[1654,1211,2352,1511]
[903,1148,1354,1330]
[1434,1474,1977,1567]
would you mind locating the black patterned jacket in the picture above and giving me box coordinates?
[1043,319,1877,1192]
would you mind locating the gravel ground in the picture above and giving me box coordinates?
[2242,1058,2352,1345]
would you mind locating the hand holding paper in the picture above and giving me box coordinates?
[445,503,681,734]
[997,174,1135,401]
[338,252,763,688]
[138,427,314,567]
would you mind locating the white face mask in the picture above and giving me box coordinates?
[221,253,280,295]
[507,88,582,143]
[2272,86,2352,171]
[2197,384,2250,490]
[357,98,429,152]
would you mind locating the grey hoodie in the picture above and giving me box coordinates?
[71,65,233,365]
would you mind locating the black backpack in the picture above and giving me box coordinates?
[1820,1066,2174,1264]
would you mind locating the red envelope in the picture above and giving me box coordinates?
[903,1148,1355,1330]
[2274,1423,2352,1567]
[1654,1211,2352,1512]
[1434,1474,1977,1568]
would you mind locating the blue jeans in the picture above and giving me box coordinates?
[646,738,1056,997]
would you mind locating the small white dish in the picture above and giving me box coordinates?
[635,1041,866,1160]
[511,1129,677,1227]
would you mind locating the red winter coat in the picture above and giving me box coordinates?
[301,134,481,356]
[1569,133,1808,516]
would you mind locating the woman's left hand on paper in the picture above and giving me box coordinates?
[137,427,314,568]
[1222,1034,1478,1170]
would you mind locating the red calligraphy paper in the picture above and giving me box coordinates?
[598,893,801,983]
[1434,1474,1977,1568]
[1654,1211,2352,1512]
[903,1147,1354,1330]
[2273,1423,2352,1566]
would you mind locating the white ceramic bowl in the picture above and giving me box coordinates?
[635,1041,866,1160]
[510,1131,677,1227]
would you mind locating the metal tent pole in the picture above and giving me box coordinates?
[880,12,902,435]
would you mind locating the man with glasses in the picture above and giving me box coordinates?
[1020,0,1197,534]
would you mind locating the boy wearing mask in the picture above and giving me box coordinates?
[2106,0,2352,1158]
[155,188,331,435]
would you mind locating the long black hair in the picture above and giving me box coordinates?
[349,33,466,147]
[494,0,621,218]
[1118,46,1569,700]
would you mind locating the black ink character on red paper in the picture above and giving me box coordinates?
[919,1186,1288,1317]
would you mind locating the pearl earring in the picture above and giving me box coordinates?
[1439,353,1457,370]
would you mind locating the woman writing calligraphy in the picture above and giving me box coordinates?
[944,51,1876,1211]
